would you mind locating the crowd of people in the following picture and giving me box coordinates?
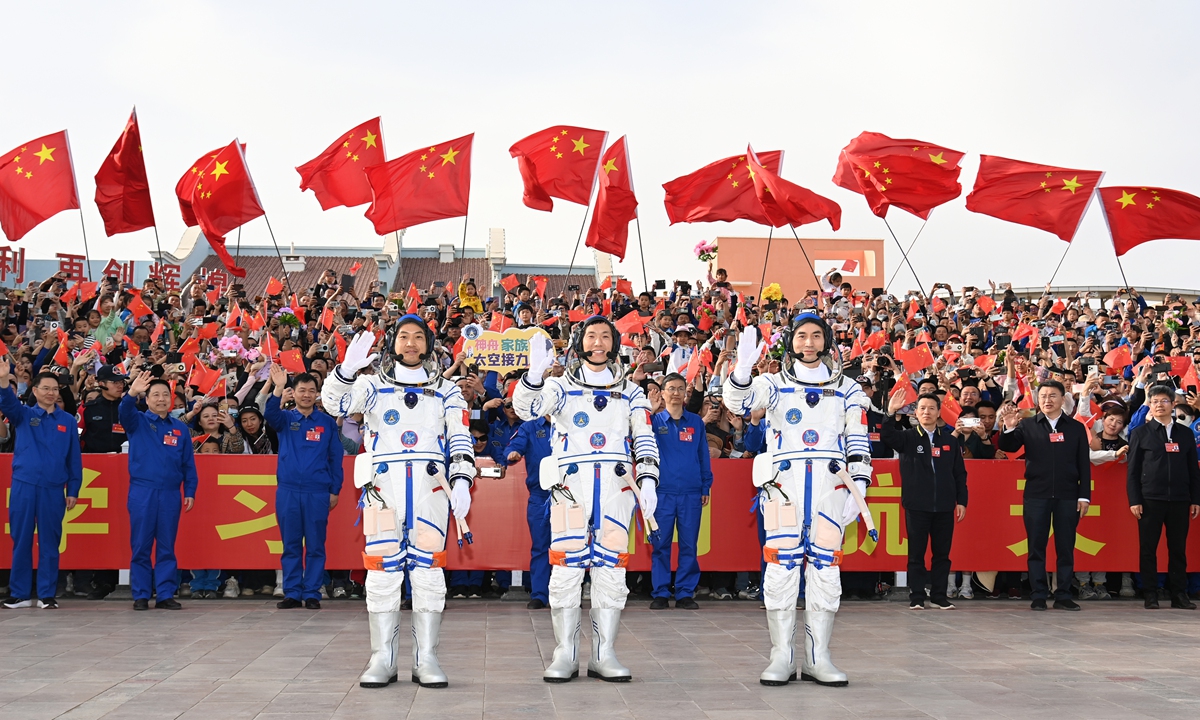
[1,259,1199,609]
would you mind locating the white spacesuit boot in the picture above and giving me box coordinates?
[760,609,797,686]
[543,607,581,682]
[359,611,401,688]
[411,611,448,688]
[587,608,630,682]
[801,610,847,686]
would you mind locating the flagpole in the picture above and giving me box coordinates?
[260,214,292,292]
[634,216,649,294]
[883,220,928,292]
[757,227,774,300]
[77,210,94,281]
[1046,240,1074,287]
[1115,256,1131,290]
[564,203,591,280]
[458,213,469,276]
[881,217,926,295]
[151,224,164,266]
[787,225,823,289]
[235,225,242,261]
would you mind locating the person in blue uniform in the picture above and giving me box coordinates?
[265,365,345,610]
[485,398,523,461]
[504,415,554,609]
[0,367,82,610]
[649,373,713,610]
[121,371,199,610]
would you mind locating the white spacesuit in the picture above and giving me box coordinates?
[513,316,660,683]
[723,313,872,688]
[322,316,476,689]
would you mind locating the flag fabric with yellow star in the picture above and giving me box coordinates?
[95,108,156,236]
[296,118,386,210]
[188,140,265,278]
[364,134,473,234]
[584,136,637,260]
[965,155,1102,242]
[746,145,841,231]
[0,130,80,241]
[832,131,964,220]
[1098,186,1200,257]
[662,150,784,225]
[176,143,246,227]
[509,125,607,211]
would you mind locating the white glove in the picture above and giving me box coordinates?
[732,329,764,384]
[450,479,472,520]
[527,334,555,384]
[842,480,868,525]
[639,480,658,521]
[341,331,379,376]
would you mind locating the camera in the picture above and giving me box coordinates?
[960,417,982,428]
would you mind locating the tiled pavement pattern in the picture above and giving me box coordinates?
[2,599,1199,719]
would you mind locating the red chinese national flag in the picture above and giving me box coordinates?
[189,141,264,278]
[1104,345,1132,370]
[1098,186,1200,257]
[746,146,841,231]
[931,296,946,314]
[364,134,473,234]
[529,275,547,298]
[865,329,889,351]
[833,132,964,220]
[510,125,607,211]
[663,150,784,225]
[95,109,155,236]
[1012,323,1036,342]
[940,392,962,426]
[0,130,80,241]
[889,379,917,406]
[279,349,307,374]
[127,294,153,319]
[499,274,520,293]
[265,277,283,296]
[53,328,70,367]
[296,117,385,210]
[900,344,935,373]
[975,294,997,315]
[965,155,1103,242]
[406,283,422,308]
[176,143,245,227]
[585,136,638,260]
[614,310,649,336]
[489,313,512,332]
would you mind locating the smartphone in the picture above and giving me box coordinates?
[1151,362,1171,374]
[948,343,964,352]
[1049,335,1064,343]
[871,288,884,297]
[1102,376,1119,386]
[340,273,354,290]
[654,280,667,290]
[956,368,973,379]
[567,284,580,292]
[960,417,981,428]
[994,335,1011,350]
[1078,356,1095,367]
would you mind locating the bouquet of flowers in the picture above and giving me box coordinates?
[693,240,718,262]
[273,307,300,328]
[760,283,782,303]
[768,330,786,360]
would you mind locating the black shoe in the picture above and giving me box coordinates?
[1031,599,1047,611]
[156,598,182,610]
[1053,599,1081,611]
[908,600,925,610]
[86,584,114,600]
[928,598,955,610]
[133,599,149,611]
[449,586,467,600]
[649,597,670,610]
[1171,594,1197,610]
[1145,597,1160,609]
[37,598,58,609]
[305,598,321,610]
[526,599,547,610]
[675,597,700,610]
[276,597,303,609]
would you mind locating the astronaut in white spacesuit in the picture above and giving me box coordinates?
[322,315,476,689]
[513,316,660,683]
[723,312,872,688]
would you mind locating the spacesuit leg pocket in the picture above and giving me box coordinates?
[412,474,449,554]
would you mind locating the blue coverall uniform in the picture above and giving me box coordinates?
[119,395,198,602]
[265,396,344,602]
[650,409,713,600]
[0,386,82,601]
[502,417,553,603]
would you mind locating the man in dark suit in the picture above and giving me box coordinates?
[998,380,1090,611]
[1126,384,1200,610]
[882,392,968,610]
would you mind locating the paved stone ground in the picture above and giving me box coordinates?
[2,597,1199,719]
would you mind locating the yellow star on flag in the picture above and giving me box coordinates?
[209,160,229,182]
[439,147,459,165]
[1061,176,1082,194]
[928,152,946,165]
[361,130,378,149]
[1116,191,1137,208]
[571,136,590,155]
[34,143,56,164]
[603,159,618,174]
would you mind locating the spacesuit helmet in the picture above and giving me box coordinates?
[565,315,627,386]
[781,312,843,386]
[379,314,438,380]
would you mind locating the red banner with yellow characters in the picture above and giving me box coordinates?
[1,455,1195,571]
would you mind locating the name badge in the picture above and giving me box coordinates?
[869,432,881,442]
[163,434,178,446]
[306,428,324,442]
[932,447,942,458]
[1166,443,1180,453]
[1049,432,1065,443]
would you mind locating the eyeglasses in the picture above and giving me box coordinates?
[1148,397,1174,405]
[663,386,686,394]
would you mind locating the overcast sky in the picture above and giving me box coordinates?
[5,1,1199,292]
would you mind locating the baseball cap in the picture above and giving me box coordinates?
[96,365,124,383]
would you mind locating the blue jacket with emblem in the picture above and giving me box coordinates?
[651,409,713,495]
[0,385,83,495]
[486,416,522,462]
[502,417,553,496]
[265,395,345,495]
[119,395,199,496]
